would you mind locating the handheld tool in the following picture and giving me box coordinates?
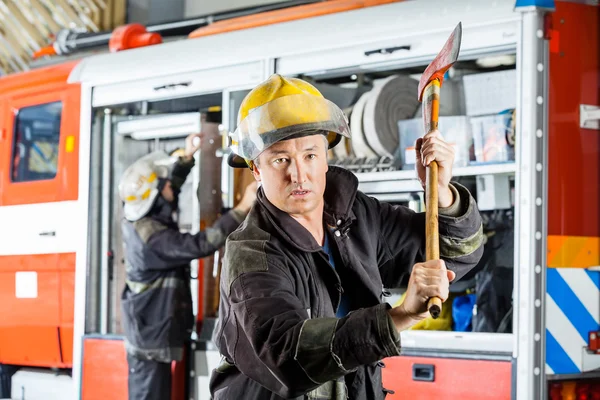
[417,22,462,319]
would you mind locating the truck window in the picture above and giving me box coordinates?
[11,102,63,182]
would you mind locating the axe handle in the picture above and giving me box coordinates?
[422,79,442,320]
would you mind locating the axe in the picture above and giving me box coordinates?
[417,22,462,319]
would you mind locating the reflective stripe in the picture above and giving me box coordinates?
[546,268,600,374]
[215,358,235,373]
[307,380,348,400]
[547,235,600,268]
[124,172,157,202]
[124,339,184,363]
[126,276,181,294]
[294,318,347,385]
[141,188,152,200]
[206,227,226,247]
[439,223,484,259]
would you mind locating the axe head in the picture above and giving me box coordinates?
[418,22,462,101]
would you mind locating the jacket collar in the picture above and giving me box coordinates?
[257,166,358,253]
[148,196,178,228]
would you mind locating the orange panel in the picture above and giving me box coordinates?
[61,84,81,202]
[60,327,74,365]
[0,253,74,367]
[171,350,187,400]
[381,356,511,400]
[0,62,79,97]
[59,253,75,364]
[81,336,187,400]
[189,0,403,38]
[547,235,600,268]
[0,327,64,367]
[81,336,129,400]
[548,1,600,237]
[0,81,81,206]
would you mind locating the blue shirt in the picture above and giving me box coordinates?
[323,233,352,318]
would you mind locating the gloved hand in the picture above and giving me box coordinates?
[184,133,205,161]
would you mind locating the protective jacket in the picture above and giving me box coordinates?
[210,166,484,399]
[121,157,244,362]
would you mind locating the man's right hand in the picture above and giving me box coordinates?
[234,181,258,214]
[388,260,456,332]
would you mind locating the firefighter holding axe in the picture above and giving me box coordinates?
[209,22,484,400]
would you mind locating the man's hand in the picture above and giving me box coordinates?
[415,130,455,208]
[234,181,258,214]
[184,133,204,161]
[388,260,456,332]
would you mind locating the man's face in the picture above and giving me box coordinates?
[253,135,329,218]
[161,179,175,203]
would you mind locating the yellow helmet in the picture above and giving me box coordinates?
[227,74,351,168]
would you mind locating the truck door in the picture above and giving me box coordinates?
[0,84,80,368]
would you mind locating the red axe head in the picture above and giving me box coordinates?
[418,22,462,101]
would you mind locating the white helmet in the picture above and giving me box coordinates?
[118,151,176,221]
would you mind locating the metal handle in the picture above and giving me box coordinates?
[412,364,435,382]
[364,45,410,56]
[580,104,600,129]
[153,81,192,91]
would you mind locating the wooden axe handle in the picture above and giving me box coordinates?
[426,162,442,318]
[422,79,442,319]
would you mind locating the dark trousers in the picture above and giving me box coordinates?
[127,354,172,400]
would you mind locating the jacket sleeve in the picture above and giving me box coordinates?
[169,157,194,193]
[371,182,484,287]
[135,210,245,267]
[223,245,401,398]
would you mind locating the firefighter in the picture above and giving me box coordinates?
[118,133,257,400]
[209,74,484,399]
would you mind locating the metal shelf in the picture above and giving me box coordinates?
[355,162,516,183]
[355,162,516,201]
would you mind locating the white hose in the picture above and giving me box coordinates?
[361,75,420,158]
[349,90,378,159]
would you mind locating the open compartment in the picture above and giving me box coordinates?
[278,47,518,356]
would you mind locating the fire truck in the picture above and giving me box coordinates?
[0,0,598,398]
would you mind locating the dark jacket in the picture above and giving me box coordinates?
[210,166,484,399]
[121,157,244,362]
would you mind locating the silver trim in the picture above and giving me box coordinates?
[355,163,516,183]
[99,109,113,335]
[116,112,203,140]
[222,89,234,209]
[400,331,513,355]
[72,83,94,399]
[190,114,202,328]
[514,8,549,400]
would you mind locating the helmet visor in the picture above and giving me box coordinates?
[230,94,351,161]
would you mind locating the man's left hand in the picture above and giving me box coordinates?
[415,130,454,208]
